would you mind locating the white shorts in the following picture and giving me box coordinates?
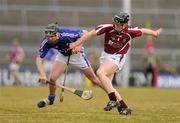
[9,62,20,71]
[55,51,90,70]
[100,51,126,71]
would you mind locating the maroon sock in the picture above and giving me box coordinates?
[108,92,116,101]
[119,100,128,108]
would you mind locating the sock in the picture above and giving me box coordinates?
[48,95,55,103]
[119,100,128,108]
[108,92,116,101]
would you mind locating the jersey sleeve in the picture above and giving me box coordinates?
[60,28,83,43]
[128,26,143,38]
[37,38,50,58]
[95,23,113,35]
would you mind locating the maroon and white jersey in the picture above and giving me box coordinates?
[95,22,142,54]
[9,46,24,63]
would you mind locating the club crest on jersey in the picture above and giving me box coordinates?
[108,40,114,46]
[61,33,79,38]
[108,37,129,48]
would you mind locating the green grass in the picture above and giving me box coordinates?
[0,86,180,123]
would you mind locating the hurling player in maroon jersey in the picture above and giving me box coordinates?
[69,12,162,115]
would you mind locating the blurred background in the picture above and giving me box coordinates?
[0,0,180,87]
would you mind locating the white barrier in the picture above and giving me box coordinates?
[158,74,180,88]
[129,72,180,88]
[1,68,180,88]
[0,69,84,86]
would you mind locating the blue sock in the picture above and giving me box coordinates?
[48,95,55,103]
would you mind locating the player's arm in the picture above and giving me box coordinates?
[141,28,162,37]
[69,29,97,49]
[36,42,49,84]
[36,56,47,84]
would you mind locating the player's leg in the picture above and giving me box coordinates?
[49,60,67,94]
[111,75,131,115]
[83,63,122,99]
[97,60,131,114]
[11,70,21,85]
[81,66,105,91]
[97,52,131,114]
[107,74,129,108]
[107,74,123,101]
[69,50,105,90]
[81,60,124,100]
[79,50,119,110]
[37,54,68,108]
[96,60,120,111]
[9,63,21,85]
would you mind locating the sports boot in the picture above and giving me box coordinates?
[104,100,120,111]
[117,107,132,115]
[37,98,54,108]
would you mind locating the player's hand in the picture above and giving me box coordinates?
[69,42,76,50]
[72,46,82,54]
[38,77,47,84]
[154,28,163,37]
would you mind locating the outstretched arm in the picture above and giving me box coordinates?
[142,28,162,37]
[69,29,97,49]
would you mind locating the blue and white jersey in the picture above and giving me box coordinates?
[44,48,57,61]
[38,28,83,58]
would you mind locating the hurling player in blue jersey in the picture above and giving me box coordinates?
[36,23,103,108]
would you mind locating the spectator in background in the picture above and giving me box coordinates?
[6,39,25,85]
[143,40,159,87]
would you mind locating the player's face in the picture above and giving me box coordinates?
[114,22,127,32]
[46,34,57,42]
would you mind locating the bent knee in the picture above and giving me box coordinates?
[96,69,106,77]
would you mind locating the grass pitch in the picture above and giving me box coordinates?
[0,86,180,123]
